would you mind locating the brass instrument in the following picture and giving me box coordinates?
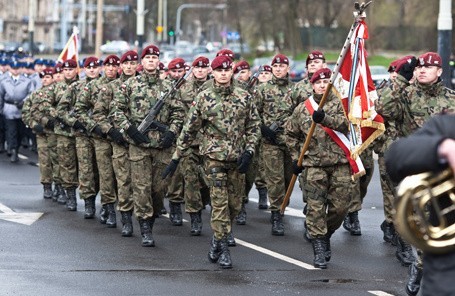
[394,168,455,254]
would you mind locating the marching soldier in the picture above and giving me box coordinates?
[258,65,272,84]
[162,55,261,268]
[295,51,327,98]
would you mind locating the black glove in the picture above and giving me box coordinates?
[292,160,304,175]
[161,131,176,149]
[126,125,149,145]
[45,118,55,129]
[398,56,418,81]
[33,124,44,134]
[108,128,127,146]
[260,125,277,143]
[73,120,87,132]
[162,159,179,179]
[92,125,104,137]
[312,109,325,123]
[237,151,253,174]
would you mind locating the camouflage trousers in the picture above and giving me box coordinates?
[378,154,396,223]
[112,143,133,212]
[37,134,52,184]
[75,136,99,200]
[204,158,244,240]
[304,164,351,238]
[47,133,61,185]
[244,143,267,202]
[56,135,78,189]
[348,165,374,213]
[129,145,170,220]
[262,143,293,211]
[93,138,117,205]
[181,148,210,213]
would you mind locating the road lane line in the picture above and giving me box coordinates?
[368,291,395,296]
[0,202,14,213]
[235,238,317,270]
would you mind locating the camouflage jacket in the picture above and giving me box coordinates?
[285,92,350,167]
[110,71,185,148]
[293,76,312,99]
[21,91,34,128]
[380,74,455,137]
[173,80,261,162]
[74,75,115,138]
[22,84,54,132]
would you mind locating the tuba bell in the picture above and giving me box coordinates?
[394,168,455,254]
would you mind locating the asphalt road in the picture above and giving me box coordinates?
[0,148,410,296]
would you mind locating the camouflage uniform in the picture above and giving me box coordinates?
[285,91,351,239]
[173,79,261,240]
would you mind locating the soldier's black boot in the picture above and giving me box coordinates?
[227,232,236,247]
[139,218,155,247]
[52,184,60,202]
[169,201,183,226]
[257,187,268,209]
[380,220,395,243]
[236,203,247,225]
[303,221,312,243]
[43,183,52,199]
[99,204,109,224]
[208,236,221,263]
[84,196,96,219]
[106,203,117,228]
[10,149,18,163]
[312,238,328,269]
[56,185,67,205]
[271,211,284,236]
[405,262,422,296]
[218,237,233,269]
[325,232,333,262]
[349,211,361,236]
[395,235,416,266]
[120,211,133,237]
[342,215,351,232]
[190,211,202,236]
[66,187,77,211]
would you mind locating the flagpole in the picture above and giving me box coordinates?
[280,1,372,214]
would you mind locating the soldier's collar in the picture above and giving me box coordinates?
[272,75,289,86]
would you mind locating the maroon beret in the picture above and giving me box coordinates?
[192,56,210,67]
[83,56,100,68]
[103,55,120,66]
[54,62,63,73]
[310,68,332,84]
[260,65,272,73]
[39,67,55,78]
[62,59,78,69]
[234,60,250,74]
[141,45,160,58]
[389,55,413,72]
[216,49,235,59]
[211,56,233,70]
[120,51,138,64]
[184,63,190,71]
[271,54,289,65]
[168,58,186,70]
[158,62,166,71]
[306,50,325,66]
[417,52,442,67]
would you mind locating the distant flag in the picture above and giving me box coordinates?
[58,26,79,68]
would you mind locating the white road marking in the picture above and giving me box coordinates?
[368,291,395,296]
[236,238,318,270]
[18,154,28,160]
[0,202,43,225]
[248,197,305,218]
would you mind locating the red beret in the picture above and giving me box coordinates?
[184,63,190,71]
[271,54,289,65]
[168,58,186,70]
[39,67,55,78]
[159,62,165,71]
[389,55,413,72]
[234,60,250,74]
[103,55,120,66]
[54,62,63,73]
[192,56,210,67]
[306,50,325,66]
[417,52,442,67]
[83,56,100,68]
[216,49,235,59]
[62,59,77,69]
[120,51,138,64]
[260,65,272,72]
[141,45,160,58]
[310,68,332,84]
[211,56,233,70]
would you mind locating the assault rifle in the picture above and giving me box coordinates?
[246,69,260,91]
[137,68,192,134]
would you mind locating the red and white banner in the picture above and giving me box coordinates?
[58,26,79,66]
[333,20,385,165]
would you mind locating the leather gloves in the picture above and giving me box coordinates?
[126,125,149,145]
[260,125,277,143]
[73,120,87,132]
[33,124,44,134]
[397,56,418,81]
[162,159,179,179]
[45,118,55,129]
[237,151,253,174]
[312,109,325,123]
[92,125,104,137]
[292,160,304,175]
[161,131,176,149]
[108,128,127,146]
